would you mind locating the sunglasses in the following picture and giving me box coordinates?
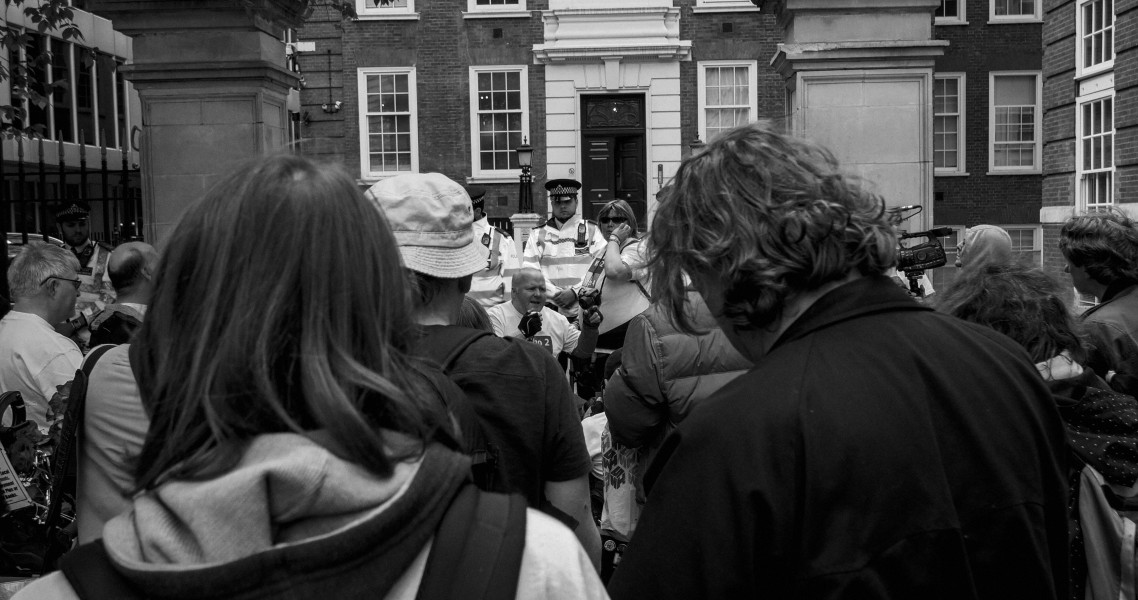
[599,217,628,224]
[41,275,81,290]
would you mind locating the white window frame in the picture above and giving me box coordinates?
[1076,87,1115,212]
[468,65,530,181]
[697,60,758,144]
[694,0,761,11]
[357,67,418,180]
[1005,225,1043,266]
[988,71,1042,174]
[1076,0,1114,78]
[355,0,417,20]
[936,0,967,25]
[934,73,966,175]
[989,0,1041,22]
[466,0,526,13]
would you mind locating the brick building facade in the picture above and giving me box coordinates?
[1043,0,1129,300]
[929,2,1046,291]
[295,0,783,228]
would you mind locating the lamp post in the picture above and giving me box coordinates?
[516,137,534,213]
[689,136,706,157]
[510,137,541,251]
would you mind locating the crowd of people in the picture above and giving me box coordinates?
[3,121,1138,598]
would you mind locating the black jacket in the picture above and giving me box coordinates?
[608,275,1069,599]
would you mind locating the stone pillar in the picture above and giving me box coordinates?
[510,212,543,253]
[88,0,303,245]
[758,0,946,230]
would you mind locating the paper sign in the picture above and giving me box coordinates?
[0,447,32,513]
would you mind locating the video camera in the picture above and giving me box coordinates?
[888,205,953,298]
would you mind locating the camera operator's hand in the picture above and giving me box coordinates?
[609,223,632,246]
[552,288,577,308]
[581,306,603,330]
[519,311,543,338]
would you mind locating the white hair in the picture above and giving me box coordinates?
[8,242,80,300]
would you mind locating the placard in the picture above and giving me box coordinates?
[0,446,32,513]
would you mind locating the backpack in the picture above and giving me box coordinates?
[1079,462,1138,599]
[59,482,528,600]
[414,327,509,494]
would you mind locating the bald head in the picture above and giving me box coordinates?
[511,268,548,314]
[108,242,159,299]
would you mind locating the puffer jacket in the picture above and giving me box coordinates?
[605,294,751,459]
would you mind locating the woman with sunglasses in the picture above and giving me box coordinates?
[573,200,651,352]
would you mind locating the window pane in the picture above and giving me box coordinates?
[993,75,1035,105]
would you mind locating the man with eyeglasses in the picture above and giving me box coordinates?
[522,179,607,319]
[0,242,84,433]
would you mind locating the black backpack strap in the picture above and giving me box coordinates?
[40,343,118,574]
[59,540,144,600]
[415,484,528,600]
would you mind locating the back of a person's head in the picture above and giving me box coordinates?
[7,241,79,302]
[457,295,493,332]
[648,122,896,333]
[131,154,439,491]
[107,244,150,295]
[958,225,1013,272]
[1060,211,1138,285]
[935,263,1086,364]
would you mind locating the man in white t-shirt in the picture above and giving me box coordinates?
[0,242,83,432]
[488,268,600,358]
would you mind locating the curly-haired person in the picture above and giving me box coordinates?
[606,123,1069,600]
[1061,211,1138,398]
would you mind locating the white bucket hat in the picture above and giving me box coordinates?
[365,173,489,279]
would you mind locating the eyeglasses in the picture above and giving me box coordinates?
[41,275,81,290]
[599,217,628,224]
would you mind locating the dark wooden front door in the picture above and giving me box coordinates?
[580,95,647,228]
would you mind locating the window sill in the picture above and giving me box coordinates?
[986,169,1042,176]
[1075,64,1114,82]
[986,17,1042,24]
[691,5,761,13]
[935,171,971,177]
[462,10,531,19]
[357,173,415,185]
[466,175,522,184]
[355,13,420,20]
[934,18,968,25]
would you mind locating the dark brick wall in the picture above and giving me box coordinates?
[297,2,781,217]
[675,1,785,149]
[933,20,1043,229]
[296,1,548,219]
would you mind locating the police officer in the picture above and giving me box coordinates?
[465,186,520,308]
[55,201,115,344]
[521,179,606,318]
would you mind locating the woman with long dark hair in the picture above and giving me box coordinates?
[16,155,605,599]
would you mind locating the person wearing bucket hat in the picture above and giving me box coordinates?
[54,200,115,346]
[521,179,606,320]
[366,173,602,570]
[465,185,520,308]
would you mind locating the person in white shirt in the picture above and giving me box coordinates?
[0,242,83,432]
[488,268,600,358]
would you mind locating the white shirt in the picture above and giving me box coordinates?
[0,311,83,432]
[487,302,580,356]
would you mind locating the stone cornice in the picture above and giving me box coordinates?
[533,6,691,64]
[770,40,948,78]
[123,61,299,91]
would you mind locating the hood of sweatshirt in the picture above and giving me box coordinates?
[956,225,1013,271]
[97,432,470,599]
